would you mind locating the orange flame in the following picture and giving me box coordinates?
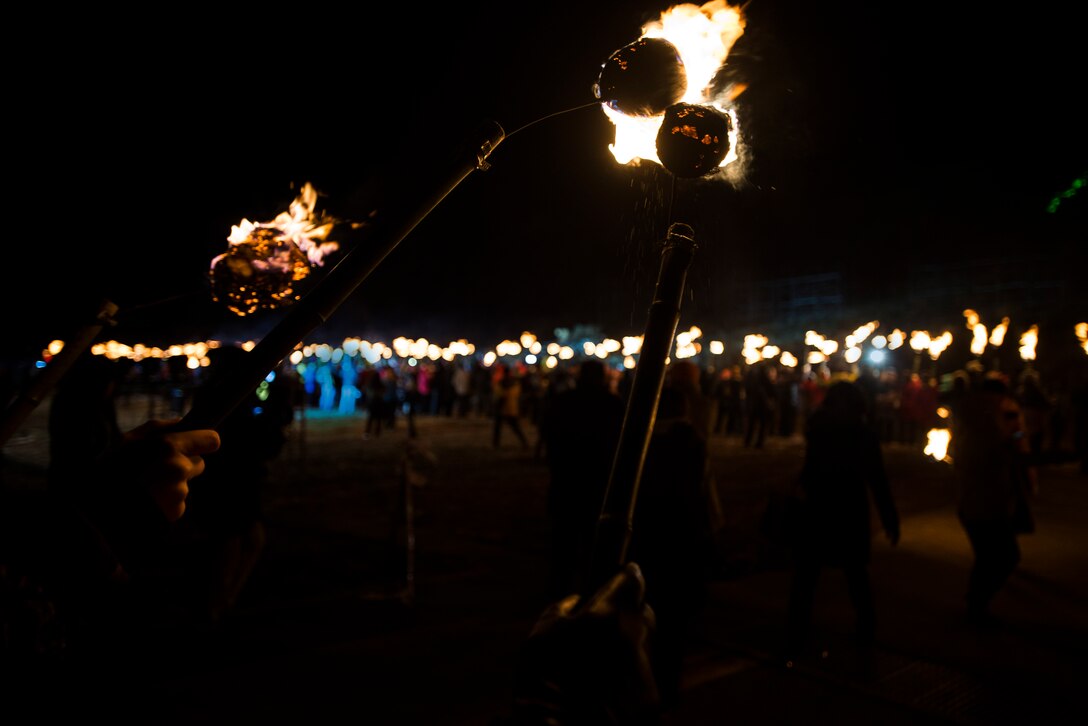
[226,182,339,267]
[603,1,746,173]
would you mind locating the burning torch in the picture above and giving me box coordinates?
[180,121,505,432]
[584,1,747,592]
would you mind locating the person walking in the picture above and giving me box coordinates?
[952,376,1037,629]
[783,380,900,664]
[743,363,776,449]
[493,364,530,450]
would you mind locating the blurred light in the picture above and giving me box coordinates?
[925,428,951,463]
[844,347,862,364]
[909,331,931,352]
[709,340,724,355]
[868,349,886,364]
[928,332,953,360]
[525,354,538,365]
[1019,325,1039,361]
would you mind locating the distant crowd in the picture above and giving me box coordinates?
[19,346,1086,469]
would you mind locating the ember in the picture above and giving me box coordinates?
[210,227,312,316]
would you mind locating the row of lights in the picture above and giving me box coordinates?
[38,316,1085,375]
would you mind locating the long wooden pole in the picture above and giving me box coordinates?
[584,221,696,593]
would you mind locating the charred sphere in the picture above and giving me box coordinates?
[209,228,312,316]
[655,103,732,178]
[594,37,686,117]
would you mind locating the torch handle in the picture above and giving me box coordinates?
[584,222,697,594]
[178,120,506,432]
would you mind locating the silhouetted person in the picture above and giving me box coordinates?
[540,360,625,598]
[629,381,714,710]
[365,366,388,438]
[47,353,126,506]
[1016,370,1051,461]
[952,376,1036,629]
[1073,361,1088,475]
[712,366,743,436]
[4,391,220,694]
[743,363,776,448]
[784,380,899,663]
[493,364,530,450]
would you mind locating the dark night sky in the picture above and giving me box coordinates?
[7,1,1085,355]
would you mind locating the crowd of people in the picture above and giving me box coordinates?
[2,338,1087,721]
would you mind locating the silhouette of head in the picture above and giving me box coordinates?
[822,380,867,419]
[579,359,607,389]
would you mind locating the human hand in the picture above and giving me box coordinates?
[117,420,221,522]
[510,562,660,725]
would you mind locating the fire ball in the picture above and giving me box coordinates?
[594,37,687,117]
[655,103,732,178]
[209,228,313,317]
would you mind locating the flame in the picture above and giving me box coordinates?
[970,323,988,356]
[989,317,1009,346]
[925,428,952,463]
[928,331,953,360]
[226,182,338,265]
[1075,322,1088,355]
[1019,324,1038,360]
[909,330,931,352]
[604,1,746,172]
[210,182,341,316]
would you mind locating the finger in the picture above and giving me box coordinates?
[150,480,189,522]
[165,429,221,457]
